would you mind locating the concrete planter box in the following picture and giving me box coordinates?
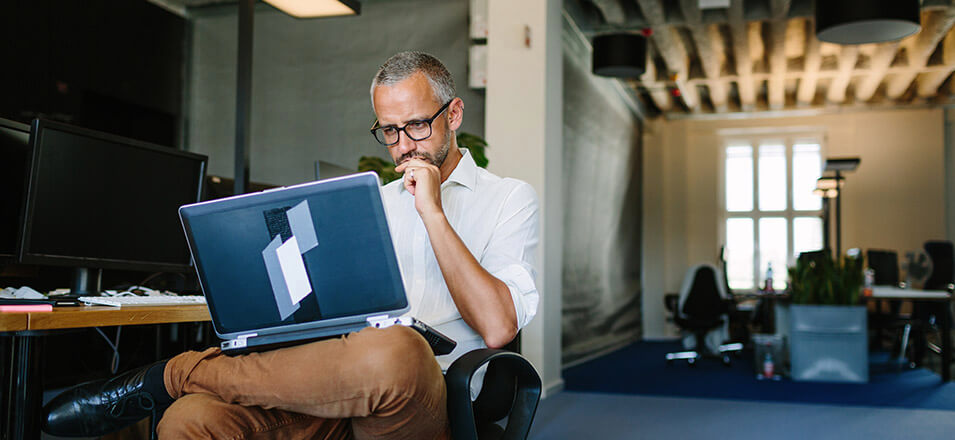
[789,304,868,383]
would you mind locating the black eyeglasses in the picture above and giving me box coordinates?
[370,100,453,147]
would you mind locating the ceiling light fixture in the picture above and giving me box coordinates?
[592,33,647,78]
[815,0,920,45]
[264,0,360,18]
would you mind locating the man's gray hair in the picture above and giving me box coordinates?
[370,51,456,109]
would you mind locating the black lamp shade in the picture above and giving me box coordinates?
[592,33,647,78]
[816,0,920,45]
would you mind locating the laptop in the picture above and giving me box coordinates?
[178,172,454,356]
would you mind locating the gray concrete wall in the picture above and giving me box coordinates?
[186,0,484,185]
[560,22,643,365]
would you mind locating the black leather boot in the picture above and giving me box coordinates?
[43,361,167,438]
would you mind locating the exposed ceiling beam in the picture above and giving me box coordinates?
[918,27,955,97]
[637,60,955,87]
[854,42,901,102]
[767,0,791,109]
[636,0,700,111]
[826,46,859,104]
[728,0,756,111]
[886,7,955,99]
[640,45,673,111]
[680,0,728,111]
[589,0,627,26]
[796,20,821,106]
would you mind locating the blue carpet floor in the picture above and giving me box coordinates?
[563,341,955,410]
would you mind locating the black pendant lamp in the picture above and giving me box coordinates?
[815,0,920,45]
[592,33,647,78]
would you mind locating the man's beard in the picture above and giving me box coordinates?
[397,130,452,168]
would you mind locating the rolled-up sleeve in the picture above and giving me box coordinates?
[481,181,540,329]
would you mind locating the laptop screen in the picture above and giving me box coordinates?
[181,173,407,336]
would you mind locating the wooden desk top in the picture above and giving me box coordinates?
[0,305,211,332]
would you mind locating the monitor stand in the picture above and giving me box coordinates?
[70,267,100,296]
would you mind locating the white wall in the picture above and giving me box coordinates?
[643,108,946,338]
[486,0,564,396]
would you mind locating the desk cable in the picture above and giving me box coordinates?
[95,326,122,374]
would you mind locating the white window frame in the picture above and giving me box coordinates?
[718,129,827,292]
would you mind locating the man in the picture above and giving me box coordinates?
[43,51,540,439]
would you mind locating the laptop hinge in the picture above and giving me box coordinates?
[366,315,397,329]
[234,332,258,348]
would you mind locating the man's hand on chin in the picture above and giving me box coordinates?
[395,159,444,221]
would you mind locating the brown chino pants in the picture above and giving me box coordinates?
[155,325,450,439]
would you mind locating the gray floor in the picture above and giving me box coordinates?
[529,391,955,440]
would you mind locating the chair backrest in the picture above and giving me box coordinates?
[866,249,900,286]
[924,241,954,290]
[678,264,726,321]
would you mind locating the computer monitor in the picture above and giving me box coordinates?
[0,118,31,263]
[17,119,207,293]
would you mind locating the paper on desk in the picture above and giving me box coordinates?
[14,286,46,299]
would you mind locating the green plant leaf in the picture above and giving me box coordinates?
[357,156,402,185]
[788,252,865,306]
[457,132,489,169]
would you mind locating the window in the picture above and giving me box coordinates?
[723,137,824,291]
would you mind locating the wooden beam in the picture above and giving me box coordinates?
[728,0,756,111]
[918,27,955,97]
[589,0,627,26]
[796,20,822,106]
[680,0,729,111]
[641,46,672,111]
[636,60,955,86]
[826,46,859,104]
[636,0,700,111]
[886,8,955,99]
[854,42,901,102]
[767,0,791,109]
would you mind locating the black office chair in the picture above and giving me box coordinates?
[446,347,541,440]
[665,264,742,365]
[912,240,955,366]
[866,249,904,350]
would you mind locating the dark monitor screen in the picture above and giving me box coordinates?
[18,120,207,272]
[0,118,30,261]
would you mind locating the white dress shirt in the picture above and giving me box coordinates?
[381,149,541,372]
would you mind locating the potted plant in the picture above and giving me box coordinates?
[787,252,868,383]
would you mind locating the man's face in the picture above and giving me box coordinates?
[372,72,453,168]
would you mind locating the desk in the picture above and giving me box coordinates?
[864,287,952,382]
[1,305,210,440]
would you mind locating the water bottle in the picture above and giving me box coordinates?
[764,263,775,294]
[863,268,875,297]
[762,352,775,379]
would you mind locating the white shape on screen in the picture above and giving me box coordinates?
[276,236,312,305]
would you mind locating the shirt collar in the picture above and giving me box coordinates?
[398,148,477,193]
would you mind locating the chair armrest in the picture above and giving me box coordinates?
[446,349,542,440]
[664,293,679,313]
